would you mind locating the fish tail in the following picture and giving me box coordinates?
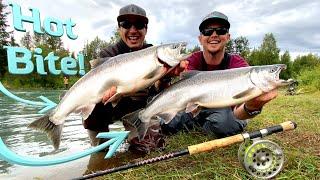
[28,114,63,150]
[122,109,148,141]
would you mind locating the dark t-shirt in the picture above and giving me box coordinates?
[187,51,249,71]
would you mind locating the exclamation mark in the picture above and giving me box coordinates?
[77,53,85,76]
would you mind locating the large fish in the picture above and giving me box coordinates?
[29,42,189,149]
[123,64,294,140]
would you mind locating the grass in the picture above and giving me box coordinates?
[96,90,320,179]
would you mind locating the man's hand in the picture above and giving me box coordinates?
[234,89,278,120]
[245,89,278,110]
[102,86,117,104]
[155,60,189,91]
[165,60,189,76]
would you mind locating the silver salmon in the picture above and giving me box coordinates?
[123,64,294,140]
[29,42,189,149]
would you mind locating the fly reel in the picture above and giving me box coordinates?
[238,139,284,179]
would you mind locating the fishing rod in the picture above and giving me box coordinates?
[74,121,297,180]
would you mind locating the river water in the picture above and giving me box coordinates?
[0,89,132,179]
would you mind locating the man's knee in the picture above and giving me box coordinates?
[161,112,195,134]
[202,109,246,137]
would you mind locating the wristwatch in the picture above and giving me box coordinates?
[243,103,262,116]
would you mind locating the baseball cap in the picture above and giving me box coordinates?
[117,4,149,24]
[199,11,230,31]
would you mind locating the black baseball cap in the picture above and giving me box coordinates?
[117,4,148,24]
[199,11,230,31]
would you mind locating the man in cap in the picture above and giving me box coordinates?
[84,4,165,153]
[161,11,278,137]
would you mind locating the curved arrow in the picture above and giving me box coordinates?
[0,131,129,166]
[0,81,57,113]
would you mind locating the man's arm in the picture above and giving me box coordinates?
[233,89,278,120]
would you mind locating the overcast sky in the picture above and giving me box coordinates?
[4,0,320,59]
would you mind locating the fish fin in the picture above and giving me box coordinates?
[104,93,122,107]
[185,103,201,117]
[122,109,148,141]
[74,104,96,120]
[233,87,255,99]
[143,68,161,79]
[180,70,201,80]
[157,111,178,124]
[28,115,63,150]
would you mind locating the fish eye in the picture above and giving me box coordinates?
[270,68,277,73]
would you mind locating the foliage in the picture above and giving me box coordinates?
[3,28,71,89]
[189,44,201,53]
[109,29,121,45]
[9,35,18,46]
[292,53,320,76]
[20,31,32,49]
[226,36,250,60]
[0,0,11,76]
[248,33,280,65]
[280,51,293,79]
[298,64,320,91]
[83,36,109,60]
[234,36,250,60]
[0,1,10,46]
[226,40,234,53]
[226,36,250,59]
[83,36,109,72]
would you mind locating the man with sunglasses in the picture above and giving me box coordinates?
[84,4,165,153]
[161,11,278,138]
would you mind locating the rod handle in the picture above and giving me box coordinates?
[188,121,297,155]
[188,134,244,155]
[280,121,297,131]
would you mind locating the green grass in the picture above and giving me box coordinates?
[97,90,320,179]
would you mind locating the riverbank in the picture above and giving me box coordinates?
[98,90,320,179]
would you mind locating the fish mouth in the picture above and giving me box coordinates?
[275,64,287,80]
[275,64,296,85]
[277,78,296,84]
[156,42,188,67]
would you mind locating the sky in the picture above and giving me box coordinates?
[4,0,320,59]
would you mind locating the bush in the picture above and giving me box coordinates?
[297,65,320,91]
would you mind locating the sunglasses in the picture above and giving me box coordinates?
[201,27,229,36]
[119,21,146,30]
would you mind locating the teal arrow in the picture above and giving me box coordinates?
[0,131,129,166]
[0,81,57,113]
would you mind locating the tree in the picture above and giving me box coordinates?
[83,36,109,71]
[280,51,293,79]
[259,33,280,64]
[189,44,201,53]
[33,31,43,47]
[292,53,320,76]
[0,0,12,76]
[226,40,234,53]
[9,35,18,46]
[20,31,33,49]
[248,33,280,65]
[233,36,250,60]
[84,36,109,60]
[226,36,250,60]
[0,0,10,47]
[109,29,120,45]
